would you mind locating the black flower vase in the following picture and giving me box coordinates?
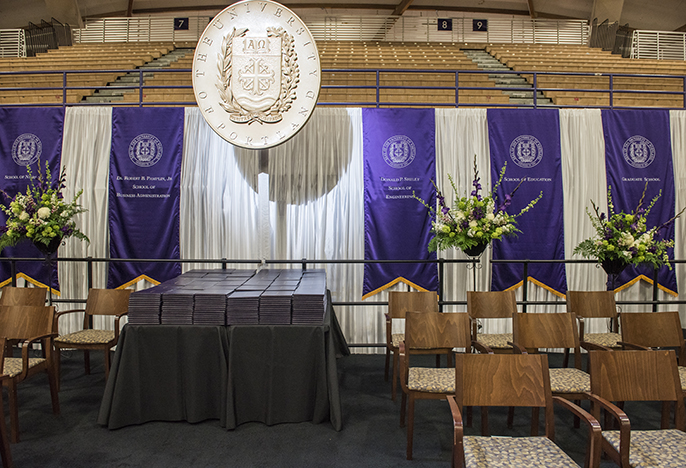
[601,258,628,292]
[462,242,489,258]
[33,237,62,256]
[33,237,62,306]
[600,258,628,276]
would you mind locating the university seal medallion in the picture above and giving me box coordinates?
[192,0,321,149]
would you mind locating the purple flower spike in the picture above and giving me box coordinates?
[442,207,449,214]
[630,223,638,231]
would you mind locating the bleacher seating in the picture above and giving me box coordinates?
[486,43,686,108]
[0,40,685,108]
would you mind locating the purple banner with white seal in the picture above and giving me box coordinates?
[0,108,63,292]
[487,109,566,296]
[601,109,677,294]
[362,108,438,299]
[108,108,183,289]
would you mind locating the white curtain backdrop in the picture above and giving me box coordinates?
[50,106,686,351]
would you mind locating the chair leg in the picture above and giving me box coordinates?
[6,382,19,444]
[47,368,60,415]
[384,348,391,382]
[84,350,91,375]
[531,407,539,436]
[392,351,399,401]
[406,394,415,460]
[400,389,407,427]
[507,406,514,429]
[55,345,62,392]
[104,349,111,382]
[0,390,13,468]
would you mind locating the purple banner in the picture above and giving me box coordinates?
[487,109,566,296]
[108,108,183,289]
[362,108,438,299]
[601,109,677,294]
[0,108,63,292]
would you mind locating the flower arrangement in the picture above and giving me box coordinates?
[415,157,542,254]
[0,161,89,254]
[573,184,683,270]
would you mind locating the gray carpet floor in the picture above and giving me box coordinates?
[7,349,666,467]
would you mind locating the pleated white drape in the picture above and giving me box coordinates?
[47,106,686,351]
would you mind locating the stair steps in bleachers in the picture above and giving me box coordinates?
[83,48,192,104]
[462,49,552,107]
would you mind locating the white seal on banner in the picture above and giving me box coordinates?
[192,0,321,150]
[382,135,416,169]
[12,133,42,166]
[509,135,543,168]
[623,135,655,169]
[129,134,163,167]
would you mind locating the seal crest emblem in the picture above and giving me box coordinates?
[382,135,416,169]
[11,133,42,166]
[128,134,163,167]
[192,0,321,149]
[623,135,655,169]
[509,135,543,168]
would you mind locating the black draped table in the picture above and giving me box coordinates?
[97,289,348,431]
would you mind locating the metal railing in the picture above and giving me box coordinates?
[631,30,686,60]
[1,255,682,313]
[1,67,685,110]
[0,29,26,58]
[73,15,589,45]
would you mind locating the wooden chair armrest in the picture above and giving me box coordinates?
[508,341,528,354]
[617,341,650,351]
[472,340,494,354]
[553,396,602,468]
[398,341,410,394]
[447,395,465,468]
[18,333,58,380]
[577,316,587,341]
[580,341,613,352]
[112,313,128,338]
[54,308,85,319]
[586,392,631,467]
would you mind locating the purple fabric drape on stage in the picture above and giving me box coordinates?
[0,108,63,292]
[362,108,438,299]
[108,108,183,289]
[601,109,677,294]
[487,109,567,296]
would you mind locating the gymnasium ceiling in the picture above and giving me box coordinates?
[2,0,686,33]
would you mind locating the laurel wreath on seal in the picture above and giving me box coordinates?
[216,27,299,125]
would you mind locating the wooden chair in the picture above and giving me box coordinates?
[566,291,621,370]
[0,373,12,468]
[618,311,686,398]
[466,290,517,352]
[588,349,686,467]
[511,312,605,429]
[53,288,132,386]
[0,305,59,443]
[0,286,47,306]
[566,290,621,348]
[385,290,444,401]
[448,353,601,468]
[399,311,491,460]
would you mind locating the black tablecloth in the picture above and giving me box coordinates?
[97,294,348,431]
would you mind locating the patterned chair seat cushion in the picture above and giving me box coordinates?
[391,333,404,348]
[549,368,590,393]
[476,333,513,349]
[582,332,621,348]
[679,366,686,391]
[463,435,580,467]
[602,429,686,467]
[55,329,115,345]
[3,357,45,378]
[407,367,455,393]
